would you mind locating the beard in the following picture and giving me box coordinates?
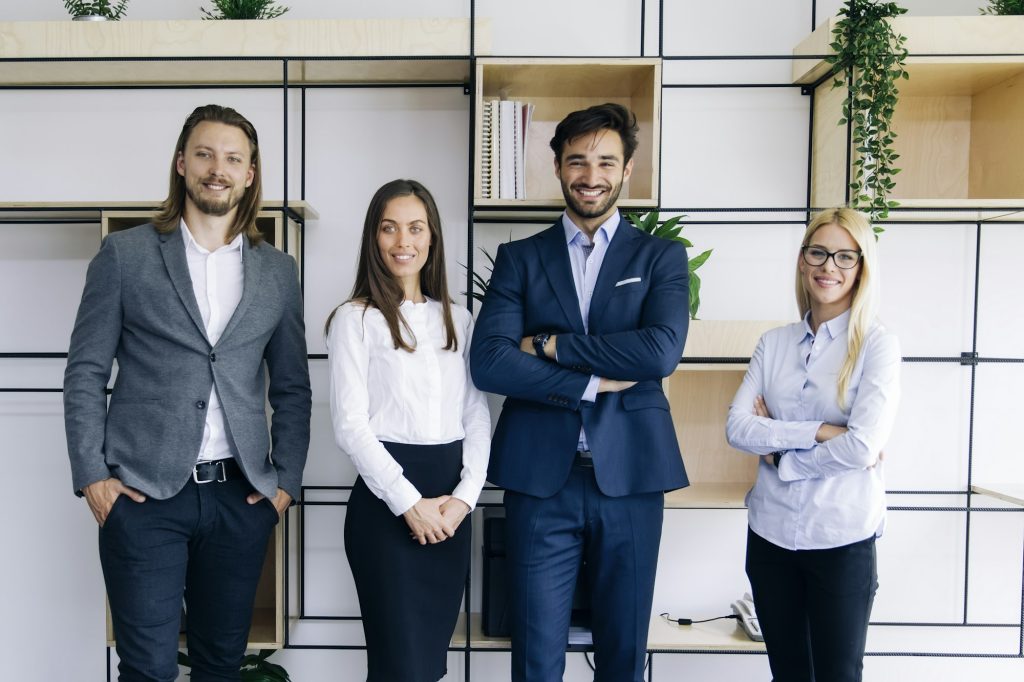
[560,177,625,220]
[185,177,246,218]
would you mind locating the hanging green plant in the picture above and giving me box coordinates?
[979,0,1024,14]
[626,211,711,320]
[63,0,128,20]
[825,0,909,230]
[200,0,290,20]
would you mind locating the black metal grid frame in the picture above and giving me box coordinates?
[1,0,1022,678]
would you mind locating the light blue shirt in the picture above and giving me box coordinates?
[561,212,618,450]
[726,310,901,550]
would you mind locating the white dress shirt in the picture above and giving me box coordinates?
[562,212,617,450]
[327,299,491,516]
[726,310,901,550]
[181,222,244,464]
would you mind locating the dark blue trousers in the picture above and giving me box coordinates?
[746,528,878,682]
[99,476,279,682]
[504,463,664,682]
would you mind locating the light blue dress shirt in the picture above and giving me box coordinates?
[561,211,618,451]
[726,310,901,550]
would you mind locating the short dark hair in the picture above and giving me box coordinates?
[549,102,639,164]
[154,104,263,244]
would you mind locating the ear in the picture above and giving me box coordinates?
[245,163,255,188]
[622,157,634,183]
[553,155,562,178]
[175,151,185,177]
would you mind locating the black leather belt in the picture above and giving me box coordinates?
[574,450,594,467]
[192,458,242,484]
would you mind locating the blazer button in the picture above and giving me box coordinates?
[196,400,206,409]
[209,352,217,362]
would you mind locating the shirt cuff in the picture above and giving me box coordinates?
[452,480,481,511]
[771,419,822,450]
[777,449,817,482]
[382,476,421,516]
[581,375,601,403]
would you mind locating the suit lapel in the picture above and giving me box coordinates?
[588,216,640,326]
[537,222,585,334]
[218,236,262,346]
[159,227,209,343]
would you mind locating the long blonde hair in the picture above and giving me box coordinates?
[796,208,880,409]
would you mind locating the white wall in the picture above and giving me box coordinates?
[3,0,1022,680]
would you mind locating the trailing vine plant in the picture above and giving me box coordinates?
[825,0,909,230]
[979,0,1024,14]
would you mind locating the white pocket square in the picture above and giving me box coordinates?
[615,277,642,287]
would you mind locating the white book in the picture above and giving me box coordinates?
[498,99,517,200]
[480,100,496,199]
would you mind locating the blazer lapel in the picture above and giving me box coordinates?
[537,222,585,334]
[588,216,640,326]
[218,236,263,346]
[159,228,209,343]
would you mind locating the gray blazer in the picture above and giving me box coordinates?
[64,224,311,501]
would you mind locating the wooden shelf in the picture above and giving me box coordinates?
[106,522,284,649]
[667,321,786,497]
[450,612,509,650]
[972,484,1024,507]
[0,19,488,86]
[793,16,1024,210]
[472,58,661,211]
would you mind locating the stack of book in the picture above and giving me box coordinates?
[480,98,535,200]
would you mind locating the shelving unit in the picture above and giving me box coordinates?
[473,58,661,212]
[792,16,1024,213]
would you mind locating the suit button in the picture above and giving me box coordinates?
[209,352,217,362]
[196,400,206,409]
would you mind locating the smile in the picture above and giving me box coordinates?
[391,253,416,262]
[814,276,841,286]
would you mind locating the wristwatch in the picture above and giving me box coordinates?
[770,451,785,468]
[532,332,552,359]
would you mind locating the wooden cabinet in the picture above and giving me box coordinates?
[793,16,1024,214]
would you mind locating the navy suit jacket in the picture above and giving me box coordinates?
[470,215,690,498]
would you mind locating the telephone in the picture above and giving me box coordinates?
[730,594,764,642]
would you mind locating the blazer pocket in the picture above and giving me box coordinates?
[621,390,670,411]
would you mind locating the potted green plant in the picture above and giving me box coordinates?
[63,0,128,20]
[979,0,1024,13]
[200,0,290,20]
[626,211,711,320]
[825,0,909,227]
[178,648,291,681]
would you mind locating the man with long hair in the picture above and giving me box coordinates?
[64,104,311,681]
[471,103,690,681]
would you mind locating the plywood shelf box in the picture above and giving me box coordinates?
[664,320,786,509]
[792,16,1024,213]
[0,19,489,86]
[473,58,661,211]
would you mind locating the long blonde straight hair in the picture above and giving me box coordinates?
[796,208,880,409]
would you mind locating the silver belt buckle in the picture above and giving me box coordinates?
[193,460,227,484]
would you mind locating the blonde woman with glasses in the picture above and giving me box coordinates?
[726,207,901,682]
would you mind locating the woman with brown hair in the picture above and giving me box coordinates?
[326,179,490,681]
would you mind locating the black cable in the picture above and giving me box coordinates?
[660,611,739,626]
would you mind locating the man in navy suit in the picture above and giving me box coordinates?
[471,103,689,682]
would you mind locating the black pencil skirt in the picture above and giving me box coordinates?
[345,440,471,682]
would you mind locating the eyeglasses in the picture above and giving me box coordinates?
[801,245,862,270]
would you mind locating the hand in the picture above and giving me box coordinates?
[870,450,886,469]
[247,488,292,516]
[753,395,772,418]
[82,478,146,526]
[439,497,471,534]
[815,423,848,442]
[597,378,637,393]
[403,496,455,545]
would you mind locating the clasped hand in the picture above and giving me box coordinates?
[752,395,882,468]
[403,496,470,545]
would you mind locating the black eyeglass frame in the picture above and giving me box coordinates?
[800,245,862,270]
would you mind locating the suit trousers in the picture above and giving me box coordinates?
[99,475,279,682]
[745,527,878,682]
[504,462,664,682]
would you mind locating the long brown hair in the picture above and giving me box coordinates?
[153,104,264,244]
[326,179,457,353]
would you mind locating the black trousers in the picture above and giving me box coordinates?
[99,476,279,682]
[745,527,878,682]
